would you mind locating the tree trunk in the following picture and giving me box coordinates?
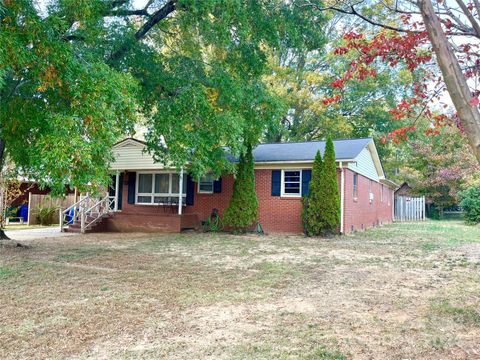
[418,0,480,163]
[0,138,10,240]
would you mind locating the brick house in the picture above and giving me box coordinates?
[100,137,396,233]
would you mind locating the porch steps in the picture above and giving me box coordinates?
[63,213,112,233]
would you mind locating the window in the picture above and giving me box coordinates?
[353,173,358,198]
[198,173,214,193]
[137,172,186,204]
[369,180,374,203]
[281,170,302,196]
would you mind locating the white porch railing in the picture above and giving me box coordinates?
[60,194,115,233]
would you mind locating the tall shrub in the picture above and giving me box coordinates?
[223,144,259,232]
[317,136,340,234]
[459,187,480,224]
[303,150,323,236]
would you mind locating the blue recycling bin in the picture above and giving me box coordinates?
[18,204,28,223]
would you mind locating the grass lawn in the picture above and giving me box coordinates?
[1,221,480,359]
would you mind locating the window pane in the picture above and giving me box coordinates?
[137,195,152,203]
[138,174,152,193]
[155,174,169,193]
[154,196,169,204]
[199,182,213,193]
[171,174,179,193]
[284,171,300,181]
[199,173,214,193]
[283,171,301,195]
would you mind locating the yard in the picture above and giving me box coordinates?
[1,221,480,359]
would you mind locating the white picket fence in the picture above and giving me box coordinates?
[395,195,426,222]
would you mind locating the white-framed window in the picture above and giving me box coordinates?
[369,180,374,203]
[353,173,358,198]
[136,172,186,205]
[281,169,302,197]
[198,173,215,194]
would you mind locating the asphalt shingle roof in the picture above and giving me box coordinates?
[252,138,372,162]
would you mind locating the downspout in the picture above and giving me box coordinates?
[178,168,184,215]
[340,162,345,233]
[392,188,395,222]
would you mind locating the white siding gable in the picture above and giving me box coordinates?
[111,139,166,170]
[348,145,380,181]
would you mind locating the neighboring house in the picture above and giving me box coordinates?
[94,137,396,234]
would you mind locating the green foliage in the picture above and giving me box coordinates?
[303,137,340,236]
[1,0,328,191]
[36,205,58,226]
[0,0,137,194]
[223,144,258,232]
[303,150,324,236]
[459,187,480,224]
[317,136,340,235]
[391,126,479,210]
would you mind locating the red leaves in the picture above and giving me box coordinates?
[470,97,479,106]
[444,19,453,29]
[330,79,344,89]
[321,95,342,105]
[385,126,417,144]
[388,97,424,120]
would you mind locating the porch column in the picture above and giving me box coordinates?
[114,170,120,212]
[178,168,184,215]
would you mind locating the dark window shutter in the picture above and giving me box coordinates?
[127,172,136,204]
[302,169,312,197]
[118,172,124,210]
[186,174,195,205]
[271,170,281,196]
[213,177,222,193]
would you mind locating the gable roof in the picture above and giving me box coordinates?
[252,138,372,162]
[111,137,388,182]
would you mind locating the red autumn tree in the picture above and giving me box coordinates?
[307,0,480,162]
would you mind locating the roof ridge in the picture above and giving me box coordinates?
[257,137,372,146]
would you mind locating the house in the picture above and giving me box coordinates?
[90,137,396,234]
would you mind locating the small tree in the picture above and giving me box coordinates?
[223,144,259,232]
[317,136,341,235]
[303,150,323,236]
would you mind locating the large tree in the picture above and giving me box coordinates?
[303,0,480,162]
[0,1,327,187]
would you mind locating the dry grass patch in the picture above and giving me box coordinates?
[1,221,480,359]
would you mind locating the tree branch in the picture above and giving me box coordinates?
[107,9,150,17]
[109,0,177,61]
[134,0,177,41]
[453,0,480,37]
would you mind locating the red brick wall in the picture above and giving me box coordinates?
[118,169,393,234]
[255,169,304,233]
[342,168,393,232]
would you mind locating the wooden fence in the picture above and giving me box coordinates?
[394,195,426,222]
[28,193,76,225]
